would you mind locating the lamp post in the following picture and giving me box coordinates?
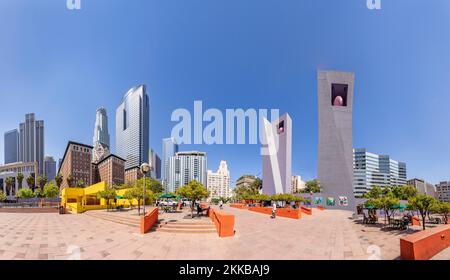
[140,162,151,216]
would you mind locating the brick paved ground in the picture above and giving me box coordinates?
[0,206,445,260]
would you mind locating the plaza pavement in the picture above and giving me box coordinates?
[0,205,446,260]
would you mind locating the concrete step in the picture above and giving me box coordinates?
[155,227,217,234]
[158,223,216,230]
[159,221,214,226]
[84,212,140,228]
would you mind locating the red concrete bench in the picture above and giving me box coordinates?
[230,203,247,209]
[317,206,325,211]
[248,206,301,219]
[140,207,158,234]
[400,224,450,260]
[209,209,235,237]
[411,216,421,226]
[301,206,312,215]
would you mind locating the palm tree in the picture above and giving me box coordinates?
[37,175,47,191]
[55,173,63,189]
[76,180,86,188]
[17,172,24,190]
[26,174,35,191]
[5,177,14,196]
[66,175,74,188]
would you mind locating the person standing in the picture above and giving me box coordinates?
[271,202,277,219]
[219,199,224,210]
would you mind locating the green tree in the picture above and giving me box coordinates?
[37,175,47,191]
[432,202,450,225]
[391,185,418,200]
[33,188,43,198]
[17,188,34,199]
[97,188,117,212]
[76,180,86,188]
[124,186,154,215]
[5,177,14,196]
[17,172,24,190]
[55,173,63,189]
[26,174,35,191]
[135,177,163,194]
[176,180,209,218]
[0,190,7,201]
[302,179,321,194]
[249,178,263,194]
[66,175,74,188]
[43,182,60,198]
[408,194,437,230]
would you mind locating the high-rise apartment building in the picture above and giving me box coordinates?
[19,113,45,175]
[58,142,94,189]
[93,107,111,163]
[291,175,306,193]
[436,181,450,203]
[162,138,179,188]
[4,129,19,164]
[167,151,207,193]
[353,148,407,197]
[44,156,56,182]
[207,161,231,199]
[116,85,149,169]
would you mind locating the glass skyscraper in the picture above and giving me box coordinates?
[162,137,179,189]
[115,85,149,169]
[19,113,45,175]
[4,129,19,164]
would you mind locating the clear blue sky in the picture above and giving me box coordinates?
[1,0,449,185]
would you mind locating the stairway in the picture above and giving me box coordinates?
[155,220,217,234]
[84,211,140,228]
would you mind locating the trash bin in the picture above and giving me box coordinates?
[59,205,65,215]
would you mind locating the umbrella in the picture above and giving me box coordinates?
[391,204,407,210]
[115,196,124,199]
[159,193,176,199]
[365,205,377,210]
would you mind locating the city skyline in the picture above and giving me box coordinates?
[1,0,450,185]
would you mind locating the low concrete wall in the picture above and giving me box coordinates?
[140,207,158,234]
[400,224,450,260]
[248,206,301,220]
[209,209,235,238]
[300,206,312,215]
[0,208,58,213]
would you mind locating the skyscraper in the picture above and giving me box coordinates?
[44,156,56,182]
[92,107,111,163]
[317,71,355,209]
[116,85,149,169]
[149,149,161,179]
[262,113,292,195]
[19,113,45,175]
[207,161,231,199]
[162,137,179,188]
[4,129,19,164]
[167,151,207,193]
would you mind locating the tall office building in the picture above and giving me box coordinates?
[436,181,450,203]
[317,71,355,209]
[162,138,179,188]
[4,129,19,164]
[19,113,45,175]
[44,156,56,182]
[207,161,231,199]
[92,107,111,163]
[167,151,207,193]
[116,85,149,169]
[407,178,435,197]
[354,148,407,197]
[149,149,161,179]
[262,113,292,195]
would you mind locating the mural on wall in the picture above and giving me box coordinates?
[314,197,323,205]
[339,196,348,207]
[327,197,335,206]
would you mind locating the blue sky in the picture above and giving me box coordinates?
[0,0,449,185]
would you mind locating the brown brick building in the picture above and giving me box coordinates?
[58,142,94,189]
[125,166,143,186]
[96,154,125,188]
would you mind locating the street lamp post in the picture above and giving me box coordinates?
[140,163,151,216]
